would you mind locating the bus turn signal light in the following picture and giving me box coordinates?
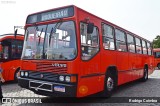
[70,76,77,83]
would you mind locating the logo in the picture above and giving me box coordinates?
[52,63,67,67]
[40,74,44,78]
[2,98,11,104]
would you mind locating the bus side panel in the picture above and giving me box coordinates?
[134,54,143,80]
[100,50,117,83]
[76,8,104,97]
[77,75,105,97]
[128,53,136,81]
[116,52,129,85]
[139,55,148,78]
[77,51,102,97]
[2,60,21,81]
[8,60,21,81]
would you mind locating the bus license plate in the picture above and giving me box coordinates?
[54,86,65,92]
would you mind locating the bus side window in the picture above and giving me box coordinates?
[127,34,135,53]
[3,46,9,59]
[147,42,152,55]
[135,38,142,54]
[115,29,127,52]
[102,24,115,50]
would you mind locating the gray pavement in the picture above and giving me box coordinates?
[1,70,160,106]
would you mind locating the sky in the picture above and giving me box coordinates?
[0,0,159,41]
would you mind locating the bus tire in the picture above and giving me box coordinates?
[102,72,117,97]
[141,66,148,82]
[14,68,20,82]
[157,63,160,69]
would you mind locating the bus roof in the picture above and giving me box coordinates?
[0,34,24,41]
[26,5,151,43]
[153,48,160,52]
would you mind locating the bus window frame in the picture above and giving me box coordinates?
[115,28,127,52]
[126,33,136,53]
[141,40,148,55]
[135,37,143,54]
[80,22,100,61]
[101,23,116,51]
[11,39,23,59]
[147,42,152,56]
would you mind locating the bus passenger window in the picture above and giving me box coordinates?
[11,40,23,58]
[102,24,115,50]
[3,46,9,59]
[147,42,152,55]
[135,38,142,54]
[127,34,135,53]
[115,29,127,52]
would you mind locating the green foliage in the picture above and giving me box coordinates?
[153,35,160,48]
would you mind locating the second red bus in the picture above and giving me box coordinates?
[0,34,24,81]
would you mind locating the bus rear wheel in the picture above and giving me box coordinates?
[141,67,148,82]
[102,72,116,97]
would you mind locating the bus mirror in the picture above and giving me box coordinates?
[14,29,18,38]
[87,23,94,34]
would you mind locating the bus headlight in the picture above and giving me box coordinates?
[59,76,64,81]
[21,71,24,77]
[25,72,29,77]
[65,76,71,82]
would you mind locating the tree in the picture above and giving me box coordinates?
[153,35,160,48]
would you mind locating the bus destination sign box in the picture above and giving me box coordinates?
[26,6,74,24]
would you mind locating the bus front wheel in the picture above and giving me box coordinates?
[102,72,116,97]
[14,68,20,82]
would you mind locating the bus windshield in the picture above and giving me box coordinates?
[22,21,77,60]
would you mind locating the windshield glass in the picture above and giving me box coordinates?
[22,21,77,60]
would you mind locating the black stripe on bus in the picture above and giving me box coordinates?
[81,73,105,78]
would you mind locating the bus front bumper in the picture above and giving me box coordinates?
[18,78,77,97]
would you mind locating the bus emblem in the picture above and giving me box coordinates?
[52,63,67,67]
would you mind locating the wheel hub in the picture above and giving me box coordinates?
[107,77,114,91]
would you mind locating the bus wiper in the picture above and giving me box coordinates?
[38,28,43,46]
[49,21,62,46]
[49,27,54,46]
[25,29,29,41]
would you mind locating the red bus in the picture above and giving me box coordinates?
[153,48,160,69]
[0,34,24,81]
[18,5,155,97]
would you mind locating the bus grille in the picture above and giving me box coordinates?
[28,71,59,82]
[36,62,67,74]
